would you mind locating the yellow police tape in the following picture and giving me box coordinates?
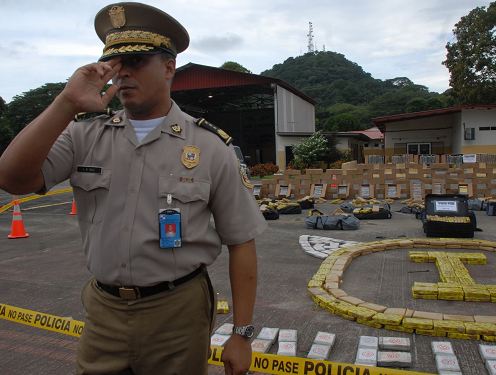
[0,303,433,375]
[0,187,73,213]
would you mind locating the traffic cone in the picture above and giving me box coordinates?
[69,199,77,215]
[8,200,29,239]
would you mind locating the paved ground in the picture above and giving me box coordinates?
[0,185,495,374]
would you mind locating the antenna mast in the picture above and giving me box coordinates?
[307,22,314,53]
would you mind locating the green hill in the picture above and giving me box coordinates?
[261,51,453,131]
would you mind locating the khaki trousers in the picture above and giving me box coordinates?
[77,271,215,375]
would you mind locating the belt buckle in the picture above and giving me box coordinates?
[118,286,140,300]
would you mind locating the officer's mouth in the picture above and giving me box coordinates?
[118,85,137,94]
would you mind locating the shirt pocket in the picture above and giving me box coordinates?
[158,176,210,240]
[70,170,112,224]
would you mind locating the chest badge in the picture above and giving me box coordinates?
[181,145,200,169]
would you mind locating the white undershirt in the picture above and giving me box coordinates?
[129,117,166,142]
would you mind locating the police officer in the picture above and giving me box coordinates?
[0,3,267,375]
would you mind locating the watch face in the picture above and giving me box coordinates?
[244,325,255,338]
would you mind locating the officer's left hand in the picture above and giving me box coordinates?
[221,334,252,375]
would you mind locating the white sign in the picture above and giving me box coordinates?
[312,184,324,198]
[279,185,289,197]
[253,185,261,197]
[435,201,458,212]
[360,185,370,198]
[463,154,477,163]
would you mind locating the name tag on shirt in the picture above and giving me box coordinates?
[77,165,103,174]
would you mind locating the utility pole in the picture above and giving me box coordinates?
[307,22,314,53]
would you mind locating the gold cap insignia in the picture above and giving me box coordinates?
[239,161,254,189]
[171,124,182,134]
[108,6,126,28]
[112,117,122,124]
[181,145,200,169]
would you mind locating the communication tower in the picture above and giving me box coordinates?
[307,22,314,53]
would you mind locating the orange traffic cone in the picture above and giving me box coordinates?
[69,199,77,215]
[8,200,29,239]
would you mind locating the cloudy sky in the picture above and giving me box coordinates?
[0,0,491,103]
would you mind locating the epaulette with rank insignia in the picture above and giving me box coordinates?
[74,108,115,122]
[195,118,232,145]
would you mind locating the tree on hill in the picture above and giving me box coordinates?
[262,51,449,131]
[0,96,6,116]
[0,83,122,153]
[443,2,496,104]
[220,61,251,74]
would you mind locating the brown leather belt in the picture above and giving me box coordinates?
[96,266,204,300]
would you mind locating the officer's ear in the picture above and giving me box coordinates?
[161,54,176,79]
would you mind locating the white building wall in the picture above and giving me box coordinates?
[384,113,456,152]
[275,85,315,133]
[461,108,496,148]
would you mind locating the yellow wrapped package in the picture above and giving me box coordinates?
[448,332,480,340]
[464,322,496,336]
[384,325,414,334]
[347,306,376,320]
[372,313,403,326]
[415,329,446,337]
[483,335,496,342]
[438,287,464,301]
[433,320,466,333]
[357,318,383,329]
[463,286,491,302]
[402,318,433,330]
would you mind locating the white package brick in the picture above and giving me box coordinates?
[431,341,455,356]
[359,336,378,349]
[210,334,230,347]
[379,337,411,351]
[214,323,234,336]
[355,348,377,366]
[278,329,298,343]
[435,354,461,373]
[251,339,273,353]
[479,344,496,361]
[257,327,279,343]
[438,372,462,375]
[486,360,496,375]
[277,341,297,356]
[377,351,412,368]
[307,344,331,360]
[314,331,336,347]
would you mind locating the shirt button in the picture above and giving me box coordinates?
[123,226,129,232]
[121,263,127,268]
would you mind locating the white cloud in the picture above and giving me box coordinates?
[0,0,492,102]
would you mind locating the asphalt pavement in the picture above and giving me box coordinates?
[1,185,495,374]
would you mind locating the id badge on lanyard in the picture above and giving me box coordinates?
[159,194,182,249]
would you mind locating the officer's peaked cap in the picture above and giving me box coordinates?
[95,2,189,61]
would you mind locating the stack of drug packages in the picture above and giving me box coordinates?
[410,251,495,302]
[277,329,298,357]
[307,331,336,360]
[431,341,462,374]
[251,327,279,354]
[210,323,233,347]
[377,337,412,368]
[355,336,378,367]
[479,344,496,375]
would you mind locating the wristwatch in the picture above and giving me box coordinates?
[232,324,255,338]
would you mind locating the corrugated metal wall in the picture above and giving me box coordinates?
[275,85,315,133]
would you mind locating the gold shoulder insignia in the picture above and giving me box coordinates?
[195,118,232,145]
[74,108,114,122]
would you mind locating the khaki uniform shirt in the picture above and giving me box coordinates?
[41,102,267,286]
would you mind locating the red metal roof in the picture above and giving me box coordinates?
[171,63,316,104]
[347,126,383,140]
[372,104,496,132]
